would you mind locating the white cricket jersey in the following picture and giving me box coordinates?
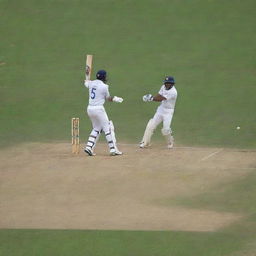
[84,80,110,107]
[158,85,177,110]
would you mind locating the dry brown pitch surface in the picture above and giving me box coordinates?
[0,143,255,231]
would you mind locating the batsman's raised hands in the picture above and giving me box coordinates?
[143,94,153,102]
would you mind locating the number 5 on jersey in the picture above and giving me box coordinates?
[91,88,96,99]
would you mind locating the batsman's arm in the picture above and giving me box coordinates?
[107,96,123,103]
[105,85,123,103]
[152,94,166,102]
[143,93,166,102]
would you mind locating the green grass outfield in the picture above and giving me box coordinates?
[0,0,256,255]
[0,228,253,256]
[0,0,255,148]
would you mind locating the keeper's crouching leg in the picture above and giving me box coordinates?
[140,119,156,148]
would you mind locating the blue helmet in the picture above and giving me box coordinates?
[96,70,107,81]
[163,76,175,84]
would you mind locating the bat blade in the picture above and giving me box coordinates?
[85,54,93,80]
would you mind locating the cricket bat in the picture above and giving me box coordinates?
[85,54,93,80]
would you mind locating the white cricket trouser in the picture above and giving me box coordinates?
[152,107,174,130]
[86,106,116,152]
[87,106,110,133]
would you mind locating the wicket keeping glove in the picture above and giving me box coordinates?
[143,94,153,102]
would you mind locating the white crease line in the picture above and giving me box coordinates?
[119,143,137,146]
[118,144,256,153]
[119,143,219,151]
[119,143,206,149]
[200,149,223,161]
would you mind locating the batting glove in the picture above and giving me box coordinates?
[113,96,124,103]
[143,94,153,102]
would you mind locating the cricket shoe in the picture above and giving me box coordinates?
[139,142,145,148]
[139,142,150,148]
[167,136,174,149]
[84,147,96,156]
[139,141,149,148]
[110,150,123,156]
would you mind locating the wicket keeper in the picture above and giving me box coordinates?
[140,76,178,149]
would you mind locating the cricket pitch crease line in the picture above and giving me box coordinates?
[200,149,224,162]
[119,143,203,149]
[119,143,221,151]
[110,143,255,152]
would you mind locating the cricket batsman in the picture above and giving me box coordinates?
[140,76,178,149]
[84,70,123,156]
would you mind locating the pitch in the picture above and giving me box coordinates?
[1,143,255,232]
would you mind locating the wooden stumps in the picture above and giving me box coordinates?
[71,118,80,154]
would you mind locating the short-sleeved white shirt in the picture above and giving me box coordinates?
[158,85,177,110]
[84,79,110,106]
